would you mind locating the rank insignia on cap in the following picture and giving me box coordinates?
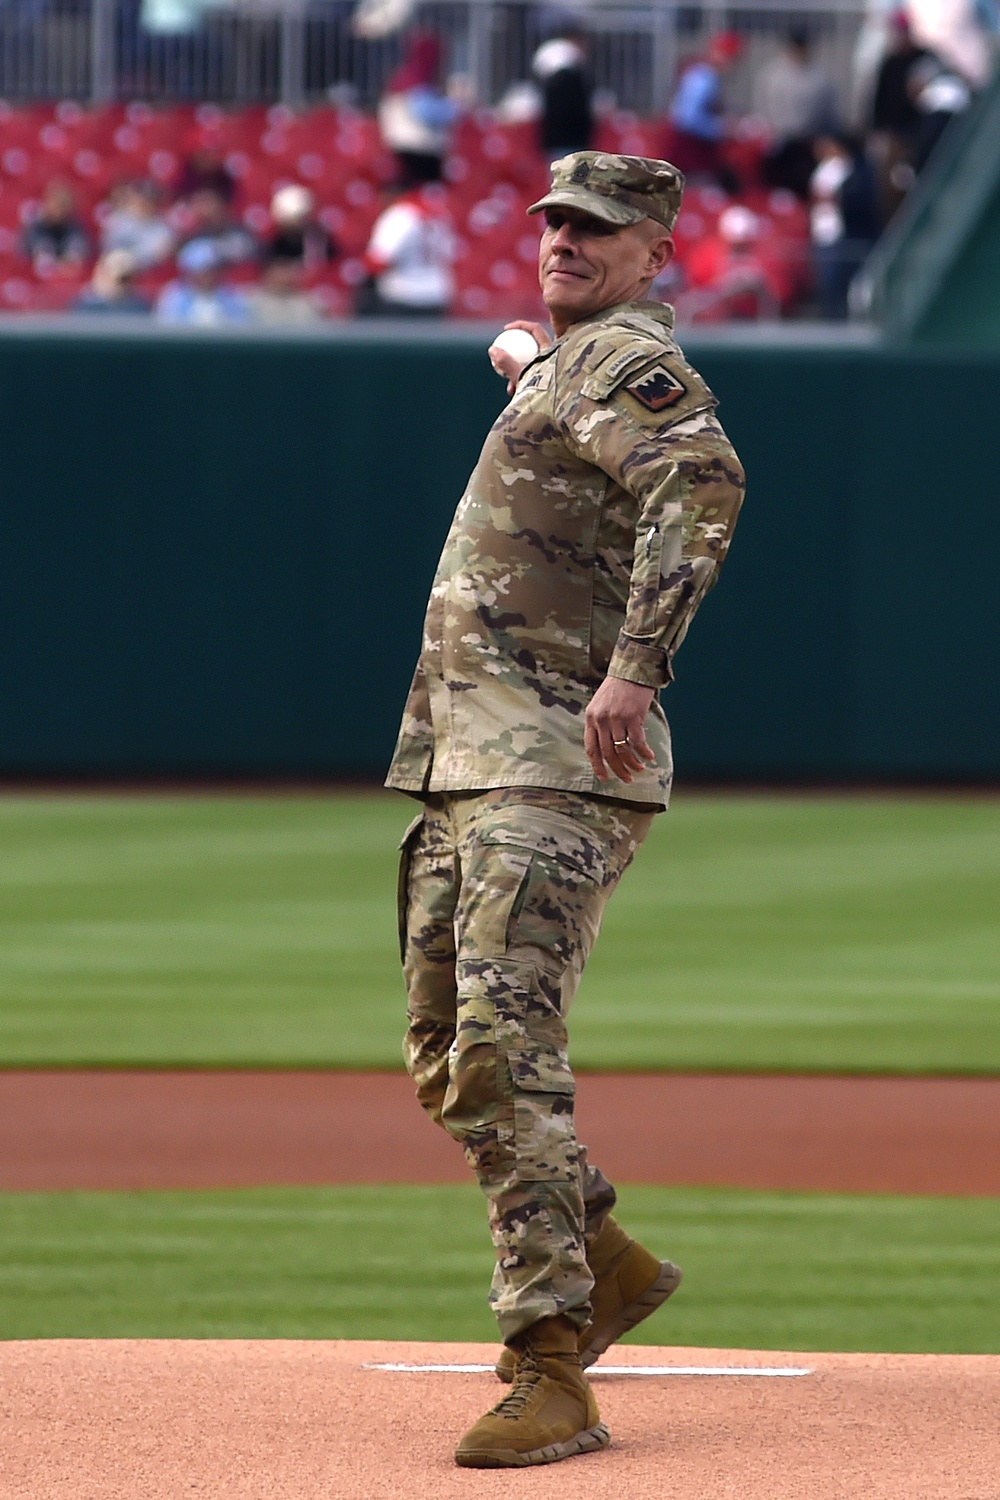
[625,365,686,412]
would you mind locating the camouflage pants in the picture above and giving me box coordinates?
[397,785,654,1342]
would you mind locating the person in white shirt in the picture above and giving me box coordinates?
[754,28,839,199]
[357,185,454,317]
[100,181,175,270]
[378,29,463,188]
[809,132,879,318]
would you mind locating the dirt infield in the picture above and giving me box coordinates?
[2,1070,999,1194]
[3,1339,997,1499]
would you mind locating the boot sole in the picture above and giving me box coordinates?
[455,1422,610,1468]
[494,1261,683,1383]
[581,1259,683,1370]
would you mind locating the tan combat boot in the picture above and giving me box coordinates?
[494,1214,682,1383]
[455,1313,609,1468]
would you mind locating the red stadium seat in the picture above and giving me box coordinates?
[594,116,665,159]
[0,273,35,310]
[0,100,814,319]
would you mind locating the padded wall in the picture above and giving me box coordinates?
[0,326,996,780]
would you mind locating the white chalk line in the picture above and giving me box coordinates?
[365,1362,813,1378]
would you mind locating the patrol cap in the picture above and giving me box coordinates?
[528,151,685,233]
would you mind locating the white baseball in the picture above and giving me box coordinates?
[488,327,540,366]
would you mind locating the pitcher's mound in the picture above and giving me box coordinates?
[2,1339,996,1499]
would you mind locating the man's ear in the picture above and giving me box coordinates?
[647,232,674,277]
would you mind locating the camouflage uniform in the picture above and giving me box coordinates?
[387,153,745,1343]
[398,786,650,1336]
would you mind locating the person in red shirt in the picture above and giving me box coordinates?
[684,204,787,319]
[356,183,455,317]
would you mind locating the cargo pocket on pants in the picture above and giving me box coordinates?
[507,1043,577,1183]
[476,811,607,970]
[396,812,425,963]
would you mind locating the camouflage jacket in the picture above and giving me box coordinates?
[385,299,745,808]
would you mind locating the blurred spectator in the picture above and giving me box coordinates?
[684,205,785,320]
[907,0,996,88]
[100,180,174,270]
[357,183,454,317]
[247,252,325,327]
[869,10,934,212]
[179,188,257,266]
[810,132,880,319]
[378,29,462,187]
[908,53,973,170]
[156,239,251,326]
[754,29,838,199]
[21,181,91,273]
[871,11,933,138]
[73,251,151,316]
[353,0,417,39]
[532,28,594,161]
[176,124,237,204]
[267,185,336,271]
[666,31,744,193]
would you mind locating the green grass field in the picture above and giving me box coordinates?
[2,1184,997,1353]
[1,791,998,1071]
[3,794,997,1354]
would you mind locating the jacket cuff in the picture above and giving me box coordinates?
[608,635,674,689]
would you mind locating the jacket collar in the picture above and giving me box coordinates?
[535,299,675,362]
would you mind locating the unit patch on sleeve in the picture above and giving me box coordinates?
[624,365,687,412]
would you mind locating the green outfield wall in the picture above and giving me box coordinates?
[0,323,996,781]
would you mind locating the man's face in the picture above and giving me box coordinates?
[191,190,226,228]
[265,260,303,296]
[538,206,673,330]
[43,185,74,223]
[814,135,846,163]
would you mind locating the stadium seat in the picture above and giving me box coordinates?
[0,101,813,318]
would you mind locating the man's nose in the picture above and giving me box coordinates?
[549,221,579,253]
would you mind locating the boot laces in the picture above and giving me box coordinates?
[491,1349,543,1418]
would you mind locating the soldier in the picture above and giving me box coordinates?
[386,152,745,1468]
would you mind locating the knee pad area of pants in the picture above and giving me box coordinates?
[444,963,579,1185]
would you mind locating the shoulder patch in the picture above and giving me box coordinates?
[597,340,664,387]
[579,339,666,400]
[624,365,687,412]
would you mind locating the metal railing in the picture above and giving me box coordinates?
[0,0,869,112]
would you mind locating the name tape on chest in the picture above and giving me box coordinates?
[624,365,687,413]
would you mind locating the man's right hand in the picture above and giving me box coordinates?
[489,320,552,393]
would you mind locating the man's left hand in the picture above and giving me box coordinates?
[585,676,657,784]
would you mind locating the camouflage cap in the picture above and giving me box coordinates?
[528,152,685,232]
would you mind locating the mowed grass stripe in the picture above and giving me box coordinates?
[1,1184,998,1353]
[0,792,998,1071]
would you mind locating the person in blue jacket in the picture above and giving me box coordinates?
[667,30,744,191]
[156,239,251,327]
